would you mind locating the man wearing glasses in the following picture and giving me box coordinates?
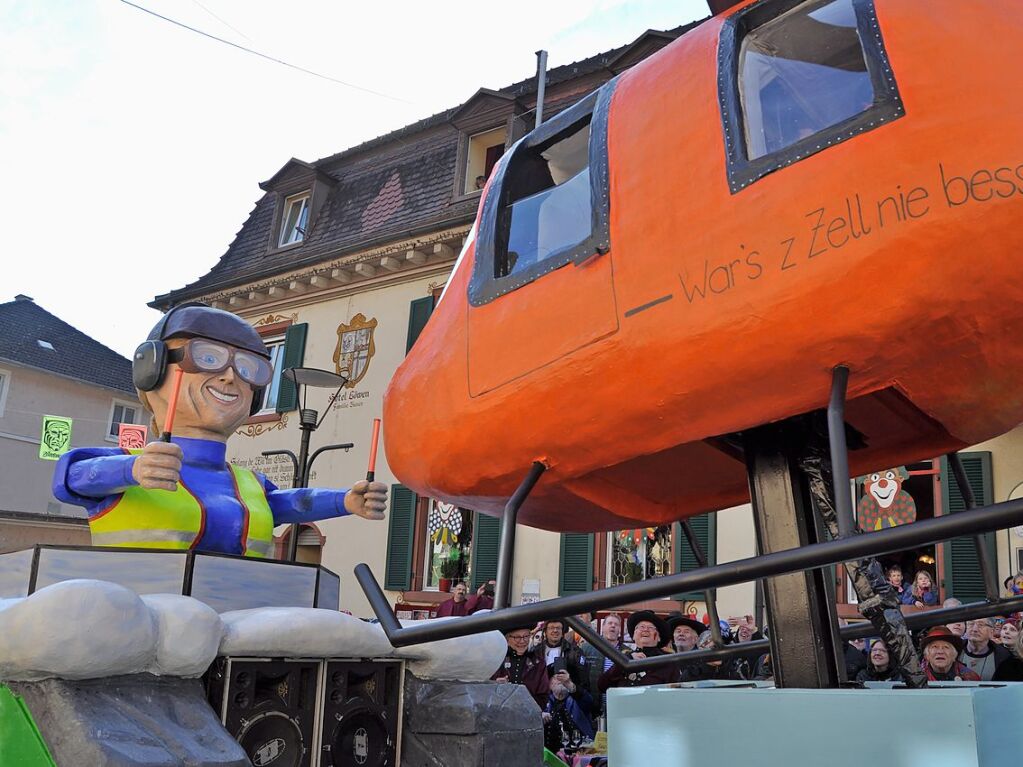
[960,617,1011,680]
[492,624,549,708]
[52,304,386,557]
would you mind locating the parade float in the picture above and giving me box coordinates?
[4,0,1023,765]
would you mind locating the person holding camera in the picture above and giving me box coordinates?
[466,580,496,614]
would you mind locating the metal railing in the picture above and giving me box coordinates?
[356,492,1023,653]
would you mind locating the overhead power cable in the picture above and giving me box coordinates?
[189,0,253,43]
[118,0,413,104]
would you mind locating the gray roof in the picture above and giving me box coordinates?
[0,296,136,394]
[154,22,705,307]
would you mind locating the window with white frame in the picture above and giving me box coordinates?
[107,400,139,441]
[255,336,287,414]
[464,127,507,194]
[423,500,474,590]
[278,192,311,247]
[0,369,9,418]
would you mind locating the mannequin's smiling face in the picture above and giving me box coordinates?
[149,338,254,441]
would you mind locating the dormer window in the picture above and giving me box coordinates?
[468,78,616,306]
[464,127,507,194]
[279,192,311,247]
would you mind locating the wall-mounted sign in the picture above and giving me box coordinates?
[39,415,72,461]
[118,423,148,449]
[333,313,378,388]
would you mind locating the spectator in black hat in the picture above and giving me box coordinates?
[598,611,681,690]
[492,624,549,708]
[667,614,704,654]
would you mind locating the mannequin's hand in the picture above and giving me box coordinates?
[344,480,388,520]
[131,442,182,491]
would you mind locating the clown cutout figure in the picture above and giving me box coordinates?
[857,467,917,531]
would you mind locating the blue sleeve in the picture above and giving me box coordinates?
[258,474,352,525]
[922,590,938,606]
[53,447,138,506]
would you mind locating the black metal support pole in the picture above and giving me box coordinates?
[355,494,1023,648]
[947,452,1001,602]
[494,461,547,610]
[745,424,843,688]
[287,408,318,562]
[753,579,765,633]
[680,519,722,646]
[827,366,855,538]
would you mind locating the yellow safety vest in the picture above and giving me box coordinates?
[88,451,275,558]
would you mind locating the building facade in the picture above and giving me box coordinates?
[0,295,147,552]
[152,23,1023,622]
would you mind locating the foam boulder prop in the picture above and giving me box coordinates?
[0,580,157,681]
[392,614,507,681]
[142,594,224,677]
[219,607,393,658]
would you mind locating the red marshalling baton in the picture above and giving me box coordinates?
[160,369,185,442]
[366,418,381,482]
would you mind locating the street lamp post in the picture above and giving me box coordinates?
[261,367,351,562]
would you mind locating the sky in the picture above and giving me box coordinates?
[0,0,709,358]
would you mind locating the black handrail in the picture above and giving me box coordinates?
[356,494,1023,647]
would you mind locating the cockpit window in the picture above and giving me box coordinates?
[719,0,903,192]
[497,121,592,280]
[468,79,616,306]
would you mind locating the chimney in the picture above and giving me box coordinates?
[14,294,33,302]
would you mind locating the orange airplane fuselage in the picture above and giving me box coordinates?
[384,0,1023,532]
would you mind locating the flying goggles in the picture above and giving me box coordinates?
[168,338,274,388]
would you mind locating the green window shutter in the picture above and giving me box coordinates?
[559,534,594,596]
[941,452,995,602]
[406,296,435,354]
[383,485,417,591]
[275,322,308,413]
[470,512,501,590]
[673,513,717,601]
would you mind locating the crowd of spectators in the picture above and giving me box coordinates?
[485,600,1023,758]
[477,565,1023,759]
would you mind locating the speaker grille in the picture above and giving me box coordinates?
[207,658,320,767]
[320,660,401,767]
